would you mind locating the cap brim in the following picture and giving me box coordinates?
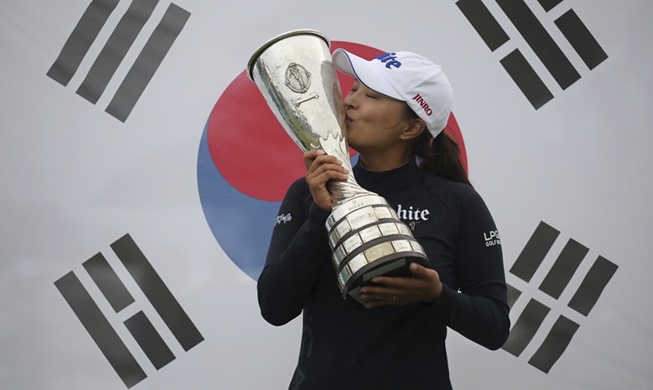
[332,49,402,100]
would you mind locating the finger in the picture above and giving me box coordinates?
[306,169,349,186]
[363,294,402,309]
[410,263,443,300]
[360,284,396,295]
[359,286,402,304]
[409,262,434,281]
[303,150,325,170]
[309,155,346,173]
[368,275,414,289]
[309,160,348,175]
[306,164,349,185]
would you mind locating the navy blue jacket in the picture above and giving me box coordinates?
[258,160,510,390]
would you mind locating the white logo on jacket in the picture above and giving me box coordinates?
[275,213,292,226]
[396,204,430,231]
[396,204,430,222]
[484,230,501,247]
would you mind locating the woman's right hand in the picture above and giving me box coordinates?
[303,150,349,211]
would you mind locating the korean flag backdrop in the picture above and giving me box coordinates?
[1,0,652,389]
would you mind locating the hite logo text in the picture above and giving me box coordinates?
[396,204,430,221]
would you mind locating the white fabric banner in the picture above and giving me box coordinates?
[2,0,651,389]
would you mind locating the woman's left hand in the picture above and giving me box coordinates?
[359,262,443,309]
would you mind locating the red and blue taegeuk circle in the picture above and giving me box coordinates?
[197,41,468,280]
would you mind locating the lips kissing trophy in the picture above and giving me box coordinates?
[247,29,429,307]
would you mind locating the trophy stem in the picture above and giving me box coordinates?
[328,176,370,206]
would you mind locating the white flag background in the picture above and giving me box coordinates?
[2,0,652,389]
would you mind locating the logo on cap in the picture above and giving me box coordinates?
[375,52,402,69]
[412,94,433,116]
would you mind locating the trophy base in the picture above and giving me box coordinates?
[343,254,429,309]
[326,193,430,309]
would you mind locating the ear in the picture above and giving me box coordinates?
[399,118,426,141]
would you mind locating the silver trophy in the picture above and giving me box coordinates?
[247,29,429,307]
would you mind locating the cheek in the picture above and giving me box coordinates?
[344,123,371,150]
[373,102,405,124]
[346,102,405,143]
[360,105,399,126]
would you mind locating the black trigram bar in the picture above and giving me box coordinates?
[76,0,160,104]
[510,221,559,282]
[555,9,609,70]
[46,0,120,86]
[568,256,618,316]
[456,0,509,51]
[500,49,554,109]
[110,234,204,351]
[502,298,550,357]
[105,3,191,122]
[496,0,581,90]
[54,272,147,388]
[506,284,522,309]
[537,0,563,12]
[124,311,176,370]
[528,315,579,373]
[538,238,588,299]
[83,252,135,312]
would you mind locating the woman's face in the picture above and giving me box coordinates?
[343,81,410,154]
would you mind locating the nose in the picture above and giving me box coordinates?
[343,90,357,109]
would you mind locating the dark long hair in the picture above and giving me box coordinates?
[402,101,470,186]
[414,129,471,186]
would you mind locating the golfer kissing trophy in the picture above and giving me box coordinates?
[247,29,429,308]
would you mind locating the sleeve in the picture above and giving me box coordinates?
[430,186,510,350]
[257,179,331,326]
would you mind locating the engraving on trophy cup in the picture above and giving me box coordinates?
[293,93,320,107]
[285,62,311,93]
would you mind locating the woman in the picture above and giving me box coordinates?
[257,48,510,390]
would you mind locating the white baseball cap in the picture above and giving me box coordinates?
[332,49,453,137]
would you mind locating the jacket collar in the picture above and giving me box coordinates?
[353,157,420,195]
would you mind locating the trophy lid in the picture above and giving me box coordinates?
[246,29,331,82]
